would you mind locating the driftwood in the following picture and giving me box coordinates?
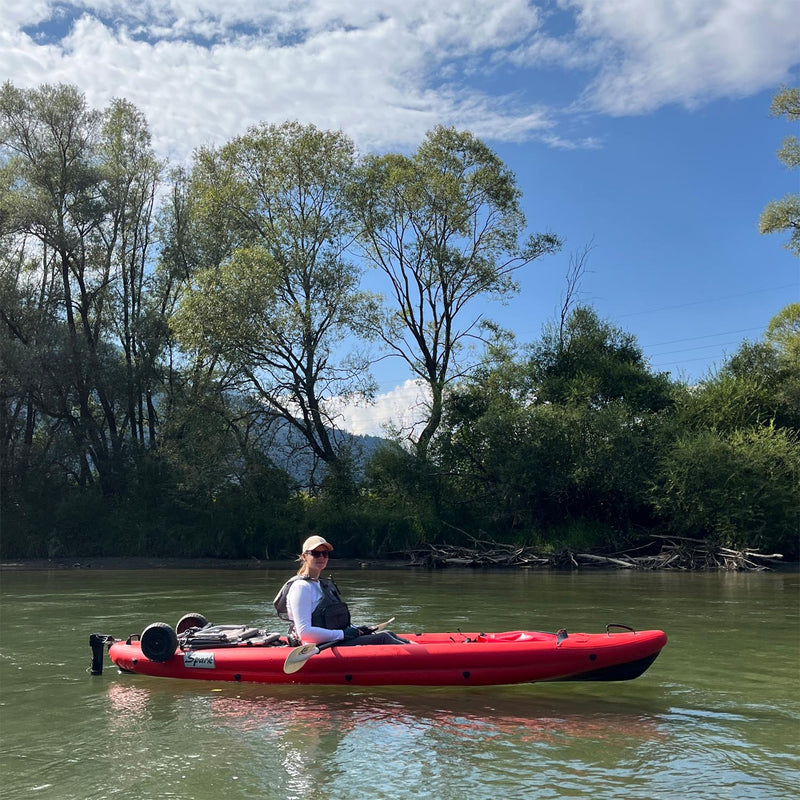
[399,533,783,572]
[400,538,551,569]
[647,534,783,571]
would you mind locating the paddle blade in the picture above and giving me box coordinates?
[281,618,397,674]
[283,643,320,674]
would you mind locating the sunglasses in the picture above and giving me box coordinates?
[307,550,329,558]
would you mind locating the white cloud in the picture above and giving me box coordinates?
[5,0,795,165]
[331,379,430,438]
[562,0,800,114]
[0,1,552,159]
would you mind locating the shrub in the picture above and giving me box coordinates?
[654,425,799,554]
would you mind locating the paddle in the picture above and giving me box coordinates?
[283,617,396,674]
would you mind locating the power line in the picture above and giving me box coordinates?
[650,353,731,368]
[642,326,764,349]
[648,340,745,358]
[616,283,798,318]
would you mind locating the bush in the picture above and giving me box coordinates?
[654,425,800,554]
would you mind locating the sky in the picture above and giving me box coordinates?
[2,0,798,436]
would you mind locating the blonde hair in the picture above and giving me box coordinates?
[296,553,311,577]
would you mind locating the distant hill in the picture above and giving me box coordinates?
[266,424,391,486]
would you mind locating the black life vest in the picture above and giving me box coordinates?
[273,575,351,631]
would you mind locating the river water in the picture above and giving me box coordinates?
[1,567,798,799]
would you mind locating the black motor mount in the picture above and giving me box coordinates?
[89,633,115,675]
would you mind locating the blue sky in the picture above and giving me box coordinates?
[2,1,798,435]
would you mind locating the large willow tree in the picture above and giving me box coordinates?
[0,82,162,497]
[352,126,562,461]
[174,122,376,479]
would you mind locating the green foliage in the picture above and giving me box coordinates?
[425,303,800,558]
[2,82,798,563]
[297,495,420,559]
[529,305,674,411]
[0,446,299,560]
[650,304,800,555]
[1,81,166,498]
[174,121,375,469]
[653,426,799,551]
[760,196,800,255]
[675,370,781,432]
[760,86,800,255]
[437,367,665,540]
[352,125,561,461]
[765,301,800,364]
[701,303,800,431]
[363,442,443,543]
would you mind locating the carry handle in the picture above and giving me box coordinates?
[606,623,635,634]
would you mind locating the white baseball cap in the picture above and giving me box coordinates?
[302,535,333,552]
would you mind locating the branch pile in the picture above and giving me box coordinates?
[401,539,551,569]
[399,534,783,571]
[642,535,784,571]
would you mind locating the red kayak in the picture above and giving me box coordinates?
[93,616,667,687]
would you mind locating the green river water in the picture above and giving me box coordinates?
[1,567,798,799]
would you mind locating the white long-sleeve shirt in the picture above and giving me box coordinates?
[286,578,345,645]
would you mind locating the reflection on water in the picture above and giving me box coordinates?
[98,680,671,800]
[106,683,153,729]
[204,688,667,746]
[0,568,798,799]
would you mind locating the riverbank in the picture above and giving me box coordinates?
[2,554,797,572]
[0,556,408,571]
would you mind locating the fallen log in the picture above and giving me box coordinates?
[576,553,636,568]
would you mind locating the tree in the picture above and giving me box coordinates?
[0,83,163,496]
[765,301,800,365]
[709,303,800,431]
[759,86,800,255]
[0,245,54,499]
[528,305,674,412]
[654,426,799,552]
[435,307,674,540]
[353,126,561,461]
[654,304,800,554]
[100,98,163,448]
[173,122,375,482]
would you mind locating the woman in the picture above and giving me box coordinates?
[273,535,408,646]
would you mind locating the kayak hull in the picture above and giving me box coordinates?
[107,628,667,687]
